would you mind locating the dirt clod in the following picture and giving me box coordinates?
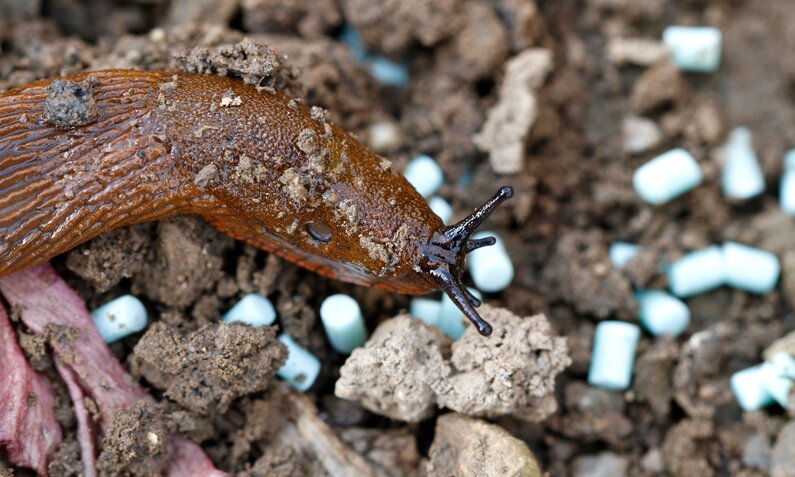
[97,402,171,477]
[131,322,286,415]
[434,305,570,420]
[335,315,451,422]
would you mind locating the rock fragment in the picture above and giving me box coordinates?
[427,413,541,477]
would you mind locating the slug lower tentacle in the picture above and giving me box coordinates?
[0,70,512,335]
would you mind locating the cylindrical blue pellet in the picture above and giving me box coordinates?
[277,334,321,392]
[409,298,442,327]
[780,150,795,215]
[428,196,453,225]
[785,150,795,171]
[723,242,780,294]
[467,231,513,293]
[781,170,795,215]
[721,127,765,201]
[588,321,641,392]
[635,290,690,336]
[403,155,444,198]
[668,245,725,297]
[91,295,148,344]
[222,293,276,328]
[731,364,774,411]
[319,294,368,354]
[759,352,795,407]
[633,149,703,205]
[609,242,643,269]
[662,26,722,73]
[368,57,409,87]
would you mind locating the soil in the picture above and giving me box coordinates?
[2,0,795,476]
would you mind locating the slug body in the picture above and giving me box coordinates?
[0,70,511,335]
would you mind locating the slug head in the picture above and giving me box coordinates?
[417,186,514,336]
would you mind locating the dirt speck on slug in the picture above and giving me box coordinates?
[43,78,99,127]
[194,164,220,186]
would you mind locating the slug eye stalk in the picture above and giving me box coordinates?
[419,186,514,336]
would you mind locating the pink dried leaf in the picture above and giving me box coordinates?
[165,436,228,477]
[0,264,227,476]
[0,305,62,475]
[0,305,30,445]
[55,359,97,477]
[0,263,146,423]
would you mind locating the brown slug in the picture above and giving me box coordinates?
[0,70,512,335]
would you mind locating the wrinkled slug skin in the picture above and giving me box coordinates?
[0,70,442,293]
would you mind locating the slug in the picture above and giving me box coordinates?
[0,70,512,335]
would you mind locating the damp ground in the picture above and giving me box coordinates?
[2,0,795,476]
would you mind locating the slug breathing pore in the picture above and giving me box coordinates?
[418,186,514,336]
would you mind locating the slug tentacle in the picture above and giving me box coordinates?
[418,186,514,336]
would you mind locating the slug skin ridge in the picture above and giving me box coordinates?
[0,70,442,293]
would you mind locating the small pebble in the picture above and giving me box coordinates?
[764,329,795,361]
[319,294,368,354]
[721,127,765,201]
[633,148,703,205]
[662,26,722,73]
[148,27,166,43]
[635,290,690,336]
[222,293,276,328]
[780,149,795,215]
[668,245,725,297]
[367,121,401,153]
[742,434,772,471]
[622,115,663,154]
[607,37,671,66]
[91,295,148,344]
[573,452,628,477]
[428,196,453,224]
[609,242,643,269]
[467,231,514,293]
[588,321,641,392]
[759,352,795,407]
[277,334,321,392]
[771,421,795,476]
[403,155,444,198]
[368,57,410,87]
[439,287,482,339]
[731,364,774,411]
[723,242,780,294]
[409,298,442,327]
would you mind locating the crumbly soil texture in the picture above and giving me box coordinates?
[2,0,795,476]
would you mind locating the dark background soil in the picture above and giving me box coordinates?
[2,0,795,476]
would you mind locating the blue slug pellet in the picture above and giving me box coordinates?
[91,295,148,344]
[609,242,643,269]
[668,246,725,297]
[319,294,368,354]
[588,321,641,392]
[222,293,276,328]
[723,242,780,294]
[662,26,722,73]
[277,334,322,392]
[721,127,765,201]
[633,149,703,205]
[635,290,690,337]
